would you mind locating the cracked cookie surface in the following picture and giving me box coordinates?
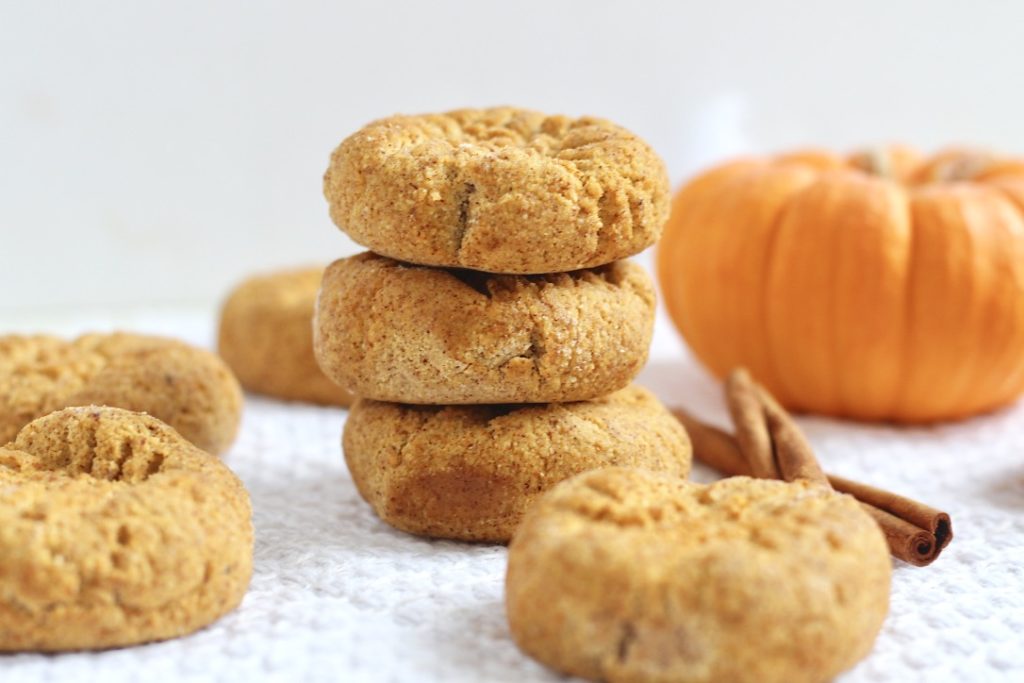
[218,267,352,406]
[0,333,243,455]
[0,406,253,651]
[314,252,655,404]
[506,468,891,683]
[343,385,691,542]
[323,107,670,273]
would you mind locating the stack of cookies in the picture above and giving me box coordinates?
[314,107,692,542]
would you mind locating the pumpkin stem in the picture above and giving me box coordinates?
[850,147,893,179]
[931,153,995,183]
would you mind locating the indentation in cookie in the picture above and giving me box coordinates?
[7,407,175,482]
[454,181,477,254]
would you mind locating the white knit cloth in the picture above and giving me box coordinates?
[2,308,1022,683]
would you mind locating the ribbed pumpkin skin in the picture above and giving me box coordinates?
[658,148,1024,423]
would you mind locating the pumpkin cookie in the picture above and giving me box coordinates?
[314,253,655,404]
[218,266,352,406]
[324,107,670,273]
[506,468,891,683]
[0,406,253,651]
[343,386,690,542]
[0,333,242,454]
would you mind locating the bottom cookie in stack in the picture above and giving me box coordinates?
[342,385,691,542]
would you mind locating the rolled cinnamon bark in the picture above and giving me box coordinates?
[671,406,953,567]
[724,369,779,479]
[831,475,953,566]
[762,392,831,488]
[724,370,829,487]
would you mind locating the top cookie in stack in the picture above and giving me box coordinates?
[323,107,669,275]
[314,107,689,542]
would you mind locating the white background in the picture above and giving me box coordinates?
[2,0,1024,314]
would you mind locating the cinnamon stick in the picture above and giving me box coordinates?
[831,475,953,566]
[761,394,830,488]
[672,404,953,567]
[724,369,779,479]
[724,369,828,487]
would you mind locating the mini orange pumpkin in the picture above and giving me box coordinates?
[658,147,1024,422]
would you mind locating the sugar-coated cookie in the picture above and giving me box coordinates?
[343,386,691,542]
[0,406,253,651]
[506,468,891,683]
[0,333,242,454]
[324,107,669,274]
[314,253,655,404]
[218,267,353,406]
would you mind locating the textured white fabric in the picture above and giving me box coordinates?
[2,308,1022,683]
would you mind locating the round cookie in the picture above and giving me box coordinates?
[323,107,670,274]
[0,406,253,651]
[218,267,352,406]
[315,252,655,404]
[342,385,691,542]
[506,468,891,683]
[0,333,243,454]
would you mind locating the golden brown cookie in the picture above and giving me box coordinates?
[342,385,690,542]
[323,107,670,273]
[0,406,253,651]
[0,333,242,454]
[506,468,891,683]
[314,253,655,404]
[218,266,352,406]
